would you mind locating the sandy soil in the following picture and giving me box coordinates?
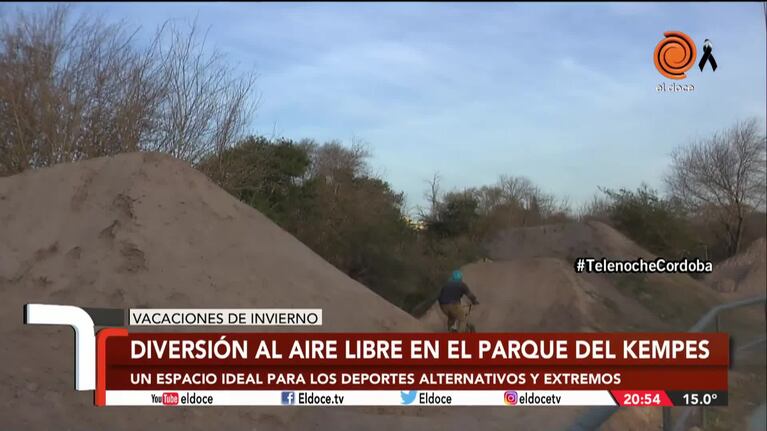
[0,152,422,332]
[484,221,654,262]
[706,238,766,298]
[479,221,727,329]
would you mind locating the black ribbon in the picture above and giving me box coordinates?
[698,39,717,71]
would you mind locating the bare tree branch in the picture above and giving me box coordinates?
[665,118,766,255]
[0,6,257,176]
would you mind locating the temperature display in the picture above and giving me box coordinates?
[667,391,728,406]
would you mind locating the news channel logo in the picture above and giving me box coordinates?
[400,390,417,405]
[504,390,518,405]
[653,31,717,80]
[281,391,295,405]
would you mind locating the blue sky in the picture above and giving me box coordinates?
[8,3,766,212]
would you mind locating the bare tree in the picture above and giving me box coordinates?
[476,175,565,221]
[0,6,257,176]
[665,118,766,255]
[147,20,256,164]
[309,140,370,181]
[423,172,442,218]
[0,6,161,173]
[578,192,612,221]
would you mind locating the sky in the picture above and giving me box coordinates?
[7,2,766,213]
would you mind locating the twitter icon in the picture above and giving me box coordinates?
[400,390,417,405]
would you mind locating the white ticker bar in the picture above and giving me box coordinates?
[104,390,617,406]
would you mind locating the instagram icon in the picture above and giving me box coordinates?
[504,390,518,405]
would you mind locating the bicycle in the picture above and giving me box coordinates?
[464,302,477,333]
[447,302,477,333]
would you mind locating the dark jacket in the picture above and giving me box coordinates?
[438,280,478,305]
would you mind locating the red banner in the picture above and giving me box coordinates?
[96,330,729,406]
[107,332,729,366]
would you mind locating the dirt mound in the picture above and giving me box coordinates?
[706,238,766,298]
[480,221,724,329]
[485,221,653,262]
[421,259,665,333]
[0,152,420,331]
[422,222,761,430]
[420,217,740,431]
[0,153,434,430]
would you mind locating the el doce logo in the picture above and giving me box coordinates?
[653,31,717,80]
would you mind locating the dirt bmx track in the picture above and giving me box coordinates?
[1,153,763,430]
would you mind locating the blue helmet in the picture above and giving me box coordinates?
[451,270,463,281]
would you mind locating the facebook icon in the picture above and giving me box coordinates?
[281,391,295,405]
